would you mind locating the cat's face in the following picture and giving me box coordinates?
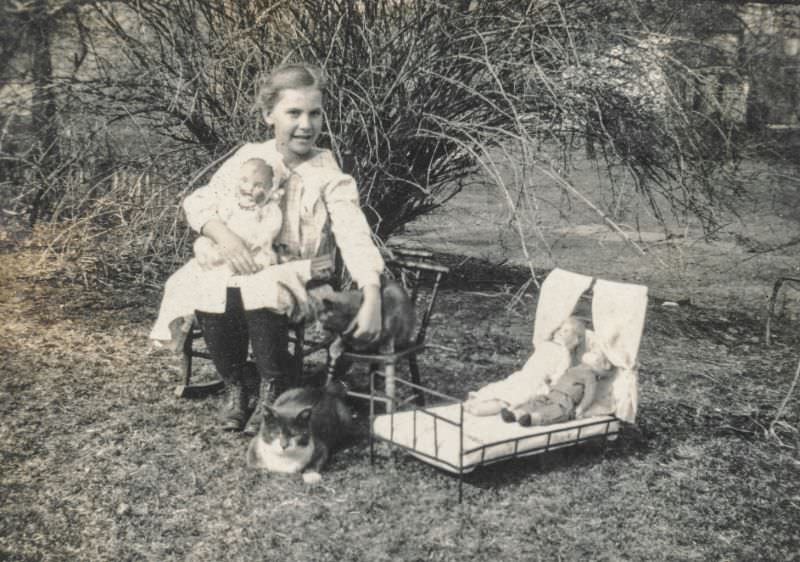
[315,292,361,334]
[262,406,313,450]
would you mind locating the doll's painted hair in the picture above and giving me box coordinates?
[553,316,586,345]
[256,63,327,114]
[242,157,271,175]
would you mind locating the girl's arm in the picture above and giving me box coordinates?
[321,176,384,286]
[575,371,597,418]
[183,150,243,234]
[321,158,385,342]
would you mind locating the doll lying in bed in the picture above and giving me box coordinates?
[463,316,586,417]
[500,343,613,426]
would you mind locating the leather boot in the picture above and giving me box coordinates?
[219,362,257,432]
[243,374,282,436]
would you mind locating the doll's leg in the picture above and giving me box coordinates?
[464,398,507,416]
[517,399,570,427]
[195,289,255,431]
[503,406,534,423]
[253,248,278,268]
[242,307,291,435]
[506,396,548,426]
[193,236,225,268]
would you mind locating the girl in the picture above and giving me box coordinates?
[150,64,384,434]
[463,316,586,417]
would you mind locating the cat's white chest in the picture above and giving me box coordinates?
[251,436,314,474]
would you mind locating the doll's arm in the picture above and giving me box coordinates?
[201,219,260,275]
[183,146,249,233]
[574,372,597,418]
[193,236,224,270]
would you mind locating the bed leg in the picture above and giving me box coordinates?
[384,362,397,413]
[369,374,375,466]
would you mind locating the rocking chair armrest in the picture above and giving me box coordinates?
[387,256,450,275]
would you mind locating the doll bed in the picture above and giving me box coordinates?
[369,268,648,501]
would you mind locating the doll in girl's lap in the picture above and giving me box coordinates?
[463,316,586,417]
[193,157,286,271]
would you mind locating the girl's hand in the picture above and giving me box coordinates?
[201,219,261,275]
[349,285,382,344]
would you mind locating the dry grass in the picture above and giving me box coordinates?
[1,241,799,561]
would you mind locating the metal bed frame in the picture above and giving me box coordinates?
[367,372,620,503]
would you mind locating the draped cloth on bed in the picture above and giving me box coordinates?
[528,268,646,423]
[591,278,648,423]
[531,268,593,348]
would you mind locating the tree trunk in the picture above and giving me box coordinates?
[30,0,60,224]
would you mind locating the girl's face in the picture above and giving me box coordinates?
[264,87,323,167]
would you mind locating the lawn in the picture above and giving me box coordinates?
[1,148,799,561]
[1,238,799,560]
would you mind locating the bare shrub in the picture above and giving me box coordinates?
[6,0,750,284]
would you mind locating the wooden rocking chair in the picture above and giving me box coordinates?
[175,248,449,406]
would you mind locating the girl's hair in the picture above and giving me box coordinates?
[256,63,327,114]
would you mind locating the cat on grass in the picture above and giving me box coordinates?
[246,380,354,484]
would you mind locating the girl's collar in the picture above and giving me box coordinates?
[266,139,323,173]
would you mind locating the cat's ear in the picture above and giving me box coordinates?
[295,407,313,425]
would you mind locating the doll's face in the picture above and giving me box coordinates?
[581,350,612,371]
[238,160,273,207]
[552,318,584,349]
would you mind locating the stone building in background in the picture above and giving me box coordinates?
[684,2,800,130]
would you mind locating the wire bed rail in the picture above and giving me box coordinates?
[367,372,621,502]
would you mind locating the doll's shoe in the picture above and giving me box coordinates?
[519,413,543,427]
[500,408,516,423]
